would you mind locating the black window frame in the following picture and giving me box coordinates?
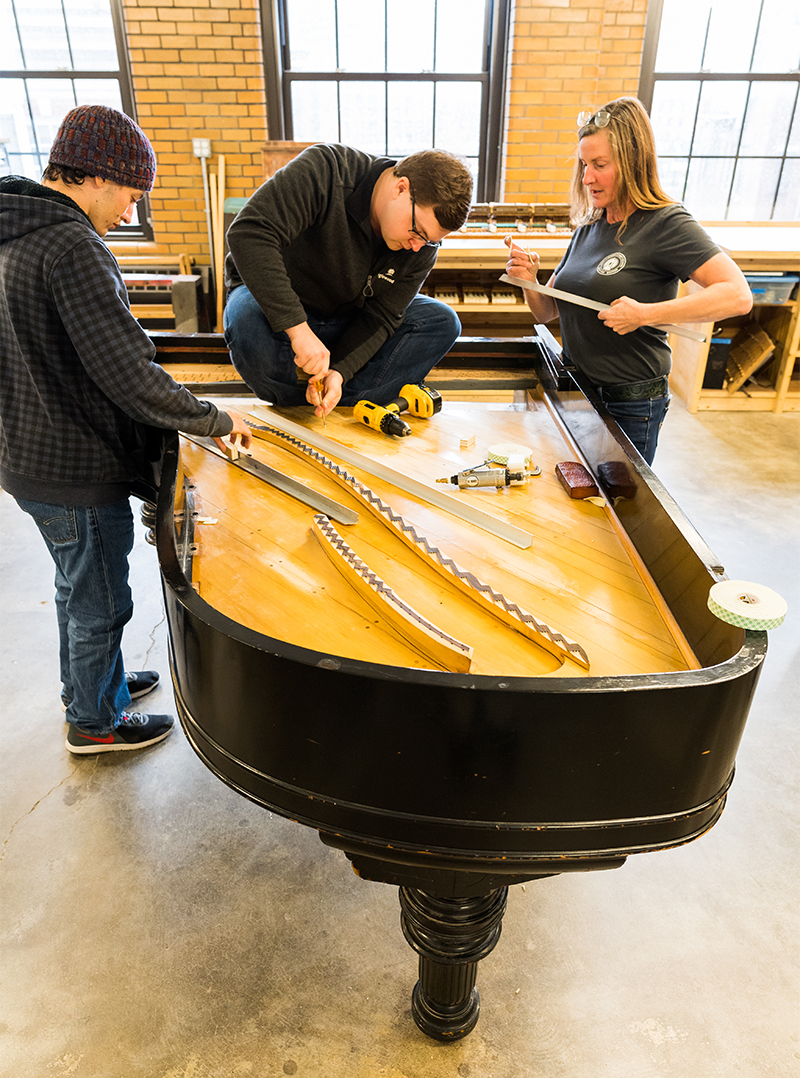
[259,0,512,203]
[0,0,154,241]
[639,0,800,222]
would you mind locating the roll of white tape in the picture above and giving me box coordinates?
[487,442,532,469]
[707,580,787,631]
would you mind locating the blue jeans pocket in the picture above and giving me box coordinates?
[17,501,78,545]
[603,394,670,466]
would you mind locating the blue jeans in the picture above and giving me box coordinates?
[599,393,671,466]
[16,498,134,735]
[224,286,461,407]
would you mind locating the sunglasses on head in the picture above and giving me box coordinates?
[577,108,611,129]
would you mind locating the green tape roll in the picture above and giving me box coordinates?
[487,442,532,468]
[707,580,787,631]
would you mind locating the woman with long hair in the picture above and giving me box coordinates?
[506,97,752,464]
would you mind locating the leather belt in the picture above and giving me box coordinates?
[597,376,669,403]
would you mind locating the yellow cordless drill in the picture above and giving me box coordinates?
[353,383,443,438]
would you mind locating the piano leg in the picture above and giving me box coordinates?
[399,886,508,1041]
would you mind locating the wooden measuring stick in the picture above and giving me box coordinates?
[499,272,707,343]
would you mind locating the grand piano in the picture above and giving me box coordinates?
[151,330,765,1040]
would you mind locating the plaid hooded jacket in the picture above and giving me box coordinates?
[0,176,231,504]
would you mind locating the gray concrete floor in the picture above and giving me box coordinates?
[1,396,798,1078]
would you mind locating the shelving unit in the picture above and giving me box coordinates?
[668,275,799,415]
[429,227,800,413]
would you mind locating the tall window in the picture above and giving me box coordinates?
[262,0,511,202]
[0,0,152,240]
[640,0,800,221]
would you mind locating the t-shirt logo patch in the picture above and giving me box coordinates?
[596,253,627,276]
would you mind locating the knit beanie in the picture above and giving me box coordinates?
[49,105,157,192]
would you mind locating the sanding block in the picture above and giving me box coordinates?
[555,461,598,499]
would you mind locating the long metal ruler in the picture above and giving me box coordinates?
[247,406,534,550]
[499,272,707,342]
[182,434,359,525]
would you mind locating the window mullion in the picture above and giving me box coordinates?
[748,0,766,73]
[698,4,712,72]
[59,0,76,70]
[334,0,340,71]
[11,0,27,68]
[772,84,800,219]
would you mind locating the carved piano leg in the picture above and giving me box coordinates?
[399,886,508,1041]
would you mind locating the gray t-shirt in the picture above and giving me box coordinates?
[554,204,720,386]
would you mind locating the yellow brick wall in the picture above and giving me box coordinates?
[505,0,647,198]
[119,0,267,258]
[115,0,647,260]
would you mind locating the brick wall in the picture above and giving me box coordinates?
[114,0,647,260]
[505,0,648,199]
[119,0,267,258]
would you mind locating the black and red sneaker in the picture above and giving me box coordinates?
[65,712,174,754]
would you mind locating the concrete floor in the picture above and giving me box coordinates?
[1,396,798,1078]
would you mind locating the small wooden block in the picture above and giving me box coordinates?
[597,461,636,500]
[555,461,598,499]
[460,434,476,451]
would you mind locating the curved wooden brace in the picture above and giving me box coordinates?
[249,421,589,670]
[312,515,474,673]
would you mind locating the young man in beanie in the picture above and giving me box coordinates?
[0,104,252,754]
[224,144,473,418]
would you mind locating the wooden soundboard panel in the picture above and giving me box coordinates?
[178,400,693,679]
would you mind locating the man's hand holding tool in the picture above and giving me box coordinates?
[307,369,343,423]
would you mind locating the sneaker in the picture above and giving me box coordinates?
[126,669,160,699]
[65,712,174,754]
[61,669,160,711]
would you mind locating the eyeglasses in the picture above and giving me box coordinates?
[409,191,441,248]
[577,108,611,130]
